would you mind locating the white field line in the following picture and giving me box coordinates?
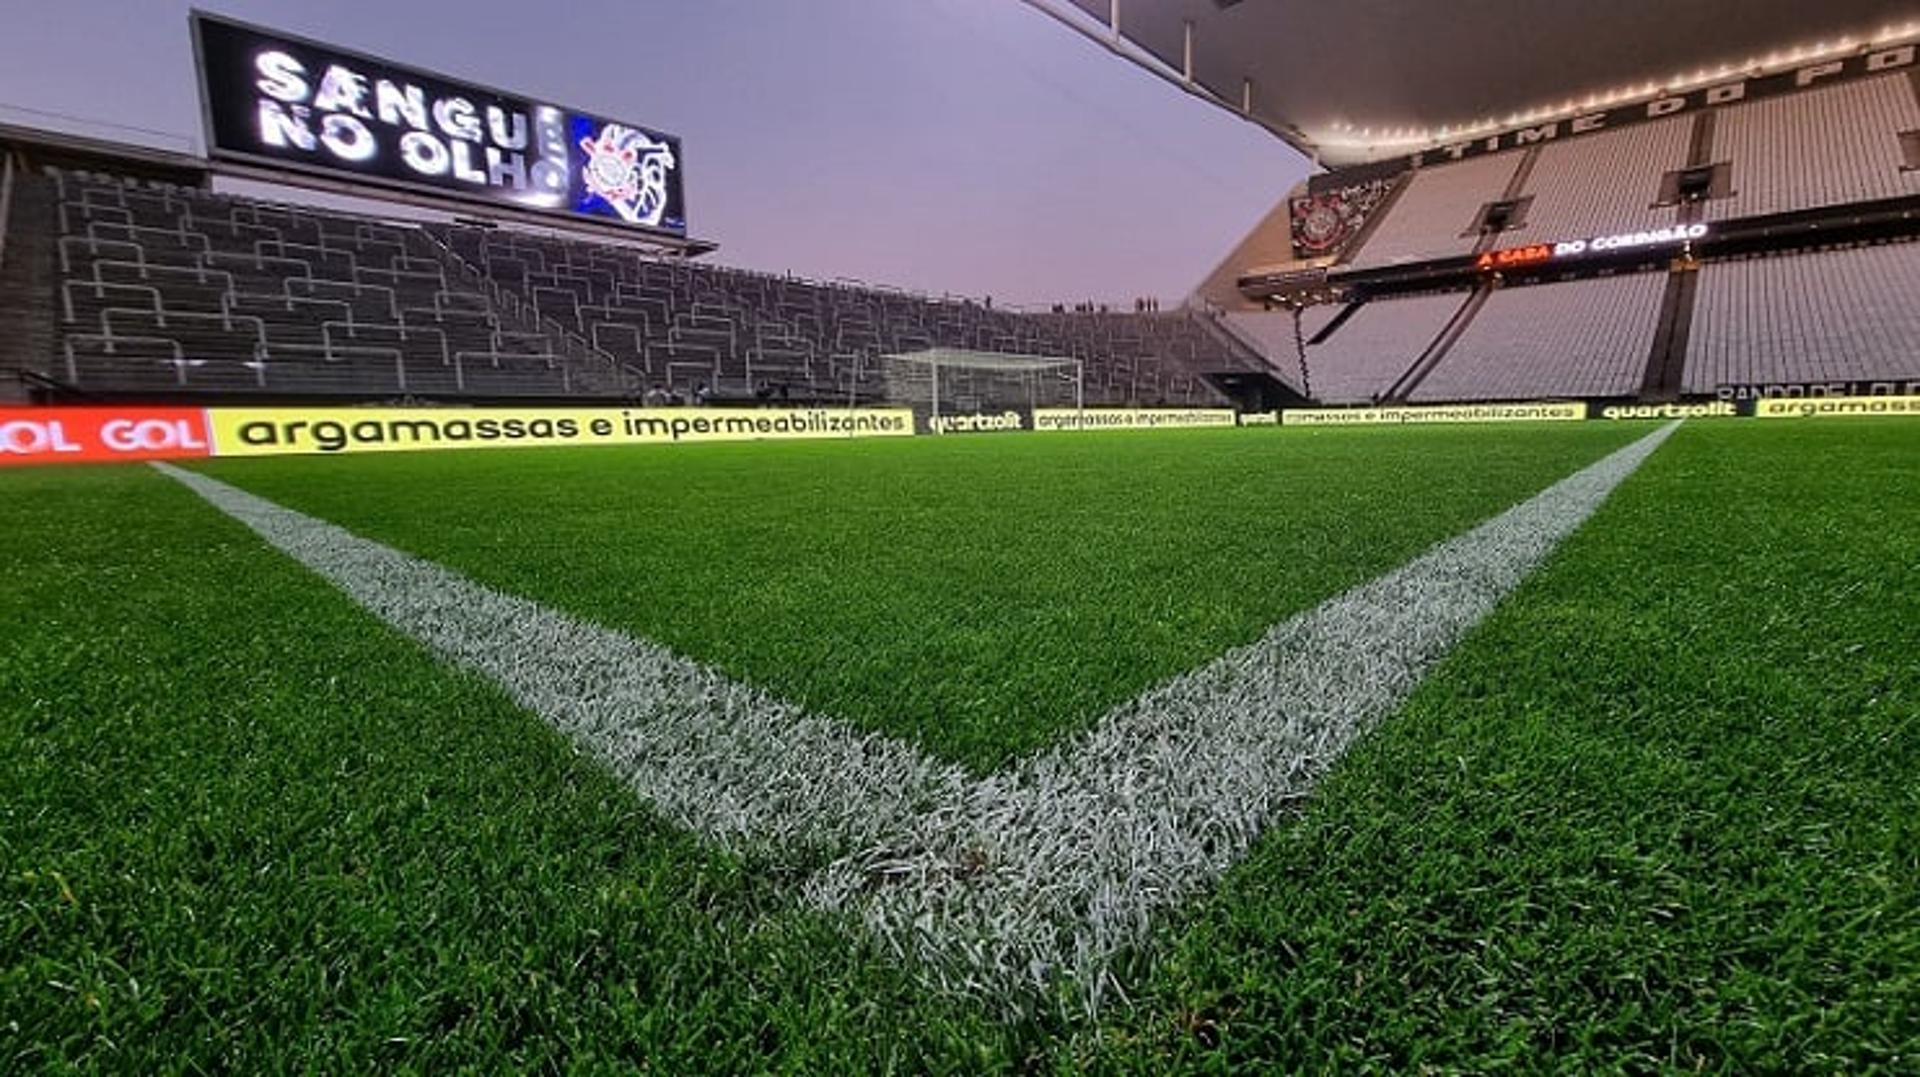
[806,421,1678,1010]
[151,461,971,858]
[152,421,1676,1010]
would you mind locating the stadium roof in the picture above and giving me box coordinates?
[1032,0,1920,166]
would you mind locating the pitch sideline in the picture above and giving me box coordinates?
[153,421,1678,1009]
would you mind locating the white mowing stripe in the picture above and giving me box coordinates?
[153,422,1677,1010]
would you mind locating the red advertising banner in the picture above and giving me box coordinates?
[0,408,214,466]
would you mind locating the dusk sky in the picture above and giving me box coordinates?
[0,0,1309,307]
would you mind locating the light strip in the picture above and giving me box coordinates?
[1312,24,1920,157]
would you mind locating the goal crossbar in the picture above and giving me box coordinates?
[879,348,1079,373]
[880,348,1084,421]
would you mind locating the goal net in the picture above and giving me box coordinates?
[879,349,1083,428]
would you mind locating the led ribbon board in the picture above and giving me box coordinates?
[1476,225,1708,270]
[191,12,686,236]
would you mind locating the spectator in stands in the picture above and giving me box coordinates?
[694,381,711,406]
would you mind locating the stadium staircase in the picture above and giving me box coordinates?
[1381,285,1490,402]
[408,228,635,397]
[1305,300,1363,345]
[1638,259,1702,401]
[0,168,57,403]
[1197,306,1313,405]
[1631,109,1717,401]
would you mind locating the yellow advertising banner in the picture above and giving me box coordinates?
[1282,402,1587,426]
[1030,408,1238,432]
[207,406,915,457]
[1752,395,1920,419]
[1595,401,1739,420]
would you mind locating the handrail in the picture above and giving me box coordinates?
[416,225,632,394]
[63,333,187,382]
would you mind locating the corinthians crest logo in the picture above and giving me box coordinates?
[578,123,677,227]
[1288,177,1397,258]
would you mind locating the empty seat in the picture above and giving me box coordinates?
[1686,241,1920,392]
[1347,155,1519,268]
[1707,74,1920,221]
[1292,293,1466,403]
[1412,272,1665,401]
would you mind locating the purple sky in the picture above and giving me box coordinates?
[0,0,1308,307]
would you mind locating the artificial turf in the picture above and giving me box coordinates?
[188,424,1641,771]
[0,465,1017,1072]
[1082,420,1920,1070]
[4,419,1915,1070]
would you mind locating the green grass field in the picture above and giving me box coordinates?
[4,420,1915,1070]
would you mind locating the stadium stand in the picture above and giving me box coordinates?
[49,170,607,397]
[1510,118,1689,242]
[1274,292,1468,403]
[1706,74,1920,221]
[1218,54,1920,405]
[1684,239,1920,393]
[1330,72,1920,269]
[431,223,1257,405]
[20,167,1255,405]
[9,44,1920,412]
[1410,271,1667,402]
[1232,273,1662,406]
[1343,154,1517,269]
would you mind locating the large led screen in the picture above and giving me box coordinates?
[192,12,686,236]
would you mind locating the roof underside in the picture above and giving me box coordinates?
[1058,0,1920,164]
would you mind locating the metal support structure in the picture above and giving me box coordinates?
[1015,0,1314,159]
[1182,21,1194,84]
[1290,304,1313,400]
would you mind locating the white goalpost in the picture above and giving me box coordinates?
[879,349,1083,430]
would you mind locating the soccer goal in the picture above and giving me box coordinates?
[880,349,1083,430]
